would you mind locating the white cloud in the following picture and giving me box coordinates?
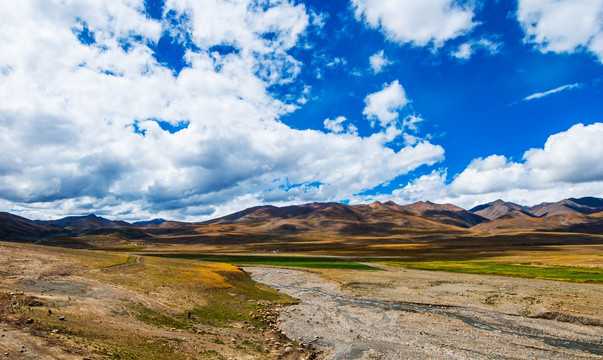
[524,122,603,183]
[351,0,477,47]
[369,50,391,73]
[451,38,502,60]
[0,1,445,221]
[402,115,423,132]
[516,0,603,62]
[523,83,581,101]
[363,80,408,128]
[375,123,603,209]
[324,116,345,133]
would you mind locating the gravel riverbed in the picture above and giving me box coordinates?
[245,267,603,360]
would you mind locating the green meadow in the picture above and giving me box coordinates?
[380,260,603,283]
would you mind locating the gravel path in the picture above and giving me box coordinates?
[246,267,603,360]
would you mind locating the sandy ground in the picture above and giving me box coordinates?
[245,266,603,360]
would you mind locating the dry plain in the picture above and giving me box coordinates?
[1,240,602,359]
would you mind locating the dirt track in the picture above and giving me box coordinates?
[246,266,603,360]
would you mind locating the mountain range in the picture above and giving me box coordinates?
[1,197,602,248]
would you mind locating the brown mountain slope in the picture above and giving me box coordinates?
[472,212,602,234]
[36,214,131,233]
[203,201,470,238]
[0,212,70,242]
[470,199,533,220]
[530,197,603,217]
[400,201,487,228]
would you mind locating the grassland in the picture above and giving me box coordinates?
[380,260,603,283]
[147,253,381,270]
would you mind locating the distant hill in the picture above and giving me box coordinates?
[1,196,601,246]
[0,212,71,242]
[202,201,469,237]
[470,197,603,234]
[470,197,603,220]
[401,201,487,228]
[529,197,603,217]
[36,214,131,234]
[470,200,534,220]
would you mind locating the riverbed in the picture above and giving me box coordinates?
[245,266,603,360]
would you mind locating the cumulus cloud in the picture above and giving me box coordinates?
[374,123,603,209]
[516,0,603,62]
[363,80,408,128]
[451,38,502,60]
[351,0,477,47]
[0,0,445,221]
[323,116,357,135]
[369,50,391,73]
[522,83,581,101]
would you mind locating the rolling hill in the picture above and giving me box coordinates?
[0,197,601,252]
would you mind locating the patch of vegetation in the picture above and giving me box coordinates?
[130,304,190,329]
[381,260,603,283]
[103,255,137,268]
[189,269,297,327]
[88,336,184,360]
[150,254,381,270]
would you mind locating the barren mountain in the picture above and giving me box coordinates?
[1,197,602,248]
[36,214,130,231]
[530,197,603,217]
[401,201,487,227]
[472,212,602,233]
[470,199,534,220]
[0,212,70,242]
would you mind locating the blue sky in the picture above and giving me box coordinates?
[0,0,602,221]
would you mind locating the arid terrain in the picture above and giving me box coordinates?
[1,197,602,359]
[1,240,602,359]
[247,266,603,359]
[0,242,319,359]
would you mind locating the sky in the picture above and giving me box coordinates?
[0,0,602,221]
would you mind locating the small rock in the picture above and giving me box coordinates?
[52,329,59,334]
[58,316,66,321]
[25,318,34,324]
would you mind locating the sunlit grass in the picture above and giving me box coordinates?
[381,260,603,283]
[149,254,381,270]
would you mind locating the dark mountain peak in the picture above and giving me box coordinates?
[569,197,603,208]
[0,212,71,242]
[134,218,167,226]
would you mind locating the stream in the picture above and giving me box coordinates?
[252,269,603,357]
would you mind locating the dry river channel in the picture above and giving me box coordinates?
[245,267,603,360]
